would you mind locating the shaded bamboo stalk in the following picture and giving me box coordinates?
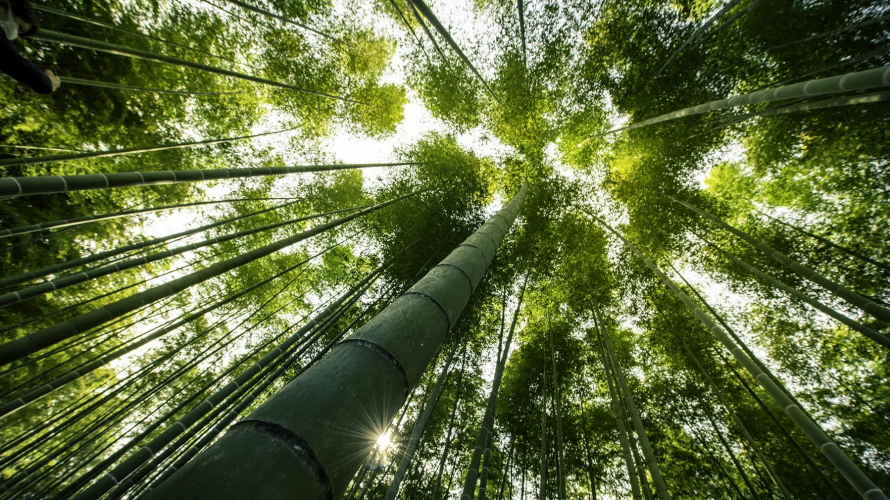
[596,218,889,500]
[0,193,415,366]
[607,65,890,134]
[141,182,528,500]
[32,30,350,99]
[672,197,890,325]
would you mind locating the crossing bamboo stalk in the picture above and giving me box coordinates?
[670,197,890,325]
[596,217,889,500]
[0,162,414,197]
[32,30,351,99]
[0,199,299,287]
[0,197,294,239]
[0,206,361,308]
[607,65,890,134]
[0,193,415,366]
[705,240,890,348]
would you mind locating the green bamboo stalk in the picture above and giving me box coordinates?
[759,211,890,273]
[31,30,351,99]
[673,197,890,325]
[706,0,763,39]
[677,334,793,500]
[408,0,496,98]
[598,218,889,500]
[114,275,398,500]
[517,0,527,71]
[432,350,466,500]
[461,278,528,500]
[539,367,548,500]
[0,197,293,239]
[718,351,849,500]
[388,0,433,65]
[601,327,672,500]
[405,0,451,67]
[0,162,412,196]
[698,90,890,136]
[0,199,299,289]
[683,420,750,500]
[657,0,744,75]
[0,127,295,168]
[60,76,245,95]
[607,65,890,134]
[768,13,890,51]
[549,328,567,500]
[700,400,762,500]
[0,194,414,366]
[222,0,331,38]
[33,4,245,66]
[594,319,643,500]
[0,206,360,307]
[141,181,528,500]
[384,341,460,500]
[0,242,338,418]
[67,267,385,500]
[708,241,890,348]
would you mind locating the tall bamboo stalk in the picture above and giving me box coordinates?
[539,368,548,500]
[601,326,672,500]
[407,0,497,99]
[596,218,889,500]
[607,65,890,134]
[141,182,528,500]
[384,341,460,500]
[32,30,349,98]
[657,0,744,75]
[0,194,414,366]
[0,206,360,308]
[0,197,292,239]
[594,320,643,500]
[549,327,566,500]
[672,197,890,324]
[706,241,890,348]
[461,277,529,500]
[0,198,299,289]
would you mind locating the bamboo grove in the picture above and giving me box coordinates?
[0,0,888,499]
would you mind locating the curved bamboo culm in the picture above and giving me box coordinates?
[141,181,528,500]
[596,218,890,500]
[67,266,386,500]
[0,206,361,307]
[60,76,245,95]
[606,65,890,134]
[383,341,460,500]
[460,279,528,500]
[0,162,414,197]
[222,0,331,38]
[657,0,744,75]
[671,197,890,325]
[0,199,301,288]
[0,193,416,366]
[31,30,356,101]
[600,323,672,500]
[0,197,294,239]
[594,321,644,500]
[0,241,341,419]
[706,241,890,348]
[408,0,497,99]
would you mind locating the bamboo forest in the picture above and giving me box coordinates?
[1,0,889,498]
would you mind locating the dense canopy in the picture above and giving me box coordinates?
[0,0,888,499]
